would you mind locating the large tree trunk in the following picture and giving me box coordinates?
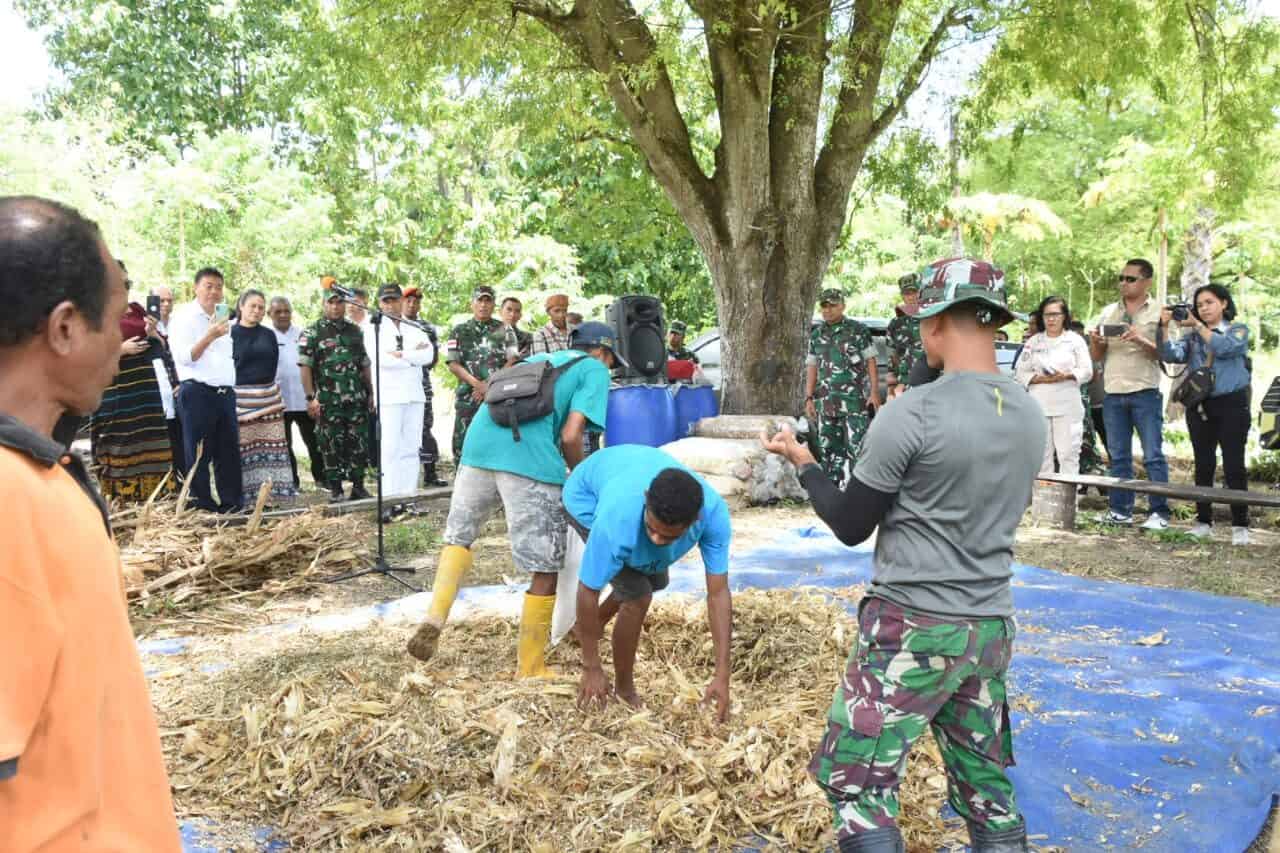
[514,0,962,413]
[1167,206,1215,421]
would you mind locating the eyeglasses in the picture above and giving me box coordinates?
[1117,274,1144,284]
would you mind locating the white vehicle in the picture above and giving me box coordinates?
[690,321,1018,401]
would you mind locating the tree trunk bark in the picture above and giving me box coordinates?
[1167,206,1215,421]
[710,231,823,415]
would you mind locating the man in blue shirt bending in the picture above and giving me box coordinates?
[563,445,734,721]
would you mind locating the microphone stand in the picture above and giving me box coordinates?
[325,299,430,593]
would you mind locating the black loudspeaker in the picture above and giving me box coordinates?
[606,295,666,379]
[1260,375,1280,451]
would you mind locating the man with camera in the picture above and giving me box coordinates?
[1088,258,1171,529]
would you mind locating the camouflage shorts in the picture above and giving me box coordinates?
[443,465,566,574]
[811,596,1021,838]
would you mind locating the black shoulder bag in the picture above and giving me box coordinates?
[1171,337,1215,418]
[483,354,589,442]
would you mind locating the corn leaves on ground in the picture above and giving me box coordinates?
[157,589,967,851]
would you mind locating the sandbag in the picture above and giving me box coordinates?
[551,528,612,646]
[660,437,761,480]
[691,414,800,440]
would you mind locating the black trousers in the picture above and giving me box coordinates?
[1186,387,1250,526]
[284,410,324,487]
[175,381,243,512]
[419,397,439,468]
[165,416,186,482]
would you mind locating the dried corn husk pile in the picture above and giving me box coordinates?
[160,588,965,851]
[118,500,371,604]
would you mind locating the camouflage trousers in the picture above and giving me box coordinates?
[810,596,1021,840]
[444,465,567,574]
[317,406,369,484]
[1079,387,1107,475]
[815,397,869,490]
[452,397,480,461]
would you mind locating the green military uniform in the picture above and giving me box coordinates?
[1078,383,1107,475]
[808,293,877,489]
[887,273,925,386]
[666,320,699,363]
[297,316,371,486]
[446,316,508,460]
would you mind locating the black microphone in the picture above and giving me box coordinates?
[322,279,359,300]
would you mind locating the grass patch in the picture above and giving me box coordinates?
[383,518,439,557]
[1146,528,1202,545]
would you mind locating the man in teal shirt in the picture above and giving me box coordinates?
[563,445,734,721]
[407,322,618,679]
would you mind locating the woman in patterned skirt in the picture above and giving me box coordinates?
[91,302,174,502]
[231,290,298,504]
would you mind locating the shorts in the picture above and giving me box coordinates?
[444,465,566,574]
[567,516,669,602]
[611,566,670,601]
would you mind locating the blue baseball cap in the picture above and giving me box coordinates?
[570,321,630,367]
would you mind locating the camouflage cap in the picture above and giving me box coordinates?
[472,285,495,301]
[818,288,845,306]
[669,320,688,335]
[897,272,921,294]
[915,257,1023,326]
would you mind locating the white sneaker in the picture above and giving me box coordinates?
[1104,511,1133,525]
[1188,523,1213,540]
[1141,514,1170,531]
[1232,526,1250,546]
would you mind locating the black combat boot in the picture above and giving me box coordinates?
[349,482,371,501]
[328,482,347,503]
[836,826,905,853]
[968,817,1028,853]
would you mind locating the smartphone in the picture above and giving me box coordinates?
[1102,324,1127,337]
[214,302,229,322]
[146,294,162,318]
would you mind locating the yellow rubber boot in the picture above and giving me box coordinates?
[516,593,556,678]
[406,545,472,662]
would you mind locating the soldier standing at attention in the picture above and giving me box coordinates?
[402,286,447,487]
[764,257,1045,853]
[446,285,507,461]
[805,289,880,489]
[887,273,925,389]
[298,281,374,503]
[666,320,699,362]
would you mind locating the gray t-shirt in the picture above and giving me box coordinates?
[853,371,1046,618]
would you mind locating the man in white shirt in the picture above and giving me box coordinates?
[269,296,324,491]
[167,267,243,512]
[366,284,435,505]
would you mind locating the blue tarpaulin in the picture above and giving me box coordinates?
[166,527,1280,851]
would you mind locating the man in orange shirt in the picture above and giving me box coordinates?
[0,196,181,851]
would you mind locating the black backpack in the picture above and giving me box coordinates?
[483,354,590,442]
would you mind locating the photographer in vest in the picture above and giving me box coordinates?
[406,322,618,678]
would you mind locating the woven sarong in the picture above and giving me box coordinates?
[235,382,297,501]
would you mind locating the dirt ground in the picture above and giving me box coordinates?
[130,461,1280,850]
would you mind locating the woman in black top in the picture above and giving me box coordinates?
[232,289,297,503]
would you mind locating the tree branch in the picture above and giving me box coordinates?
[868,4,967,139]
[512,0,720,247]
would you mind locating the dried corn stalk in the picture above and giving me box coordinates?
[159,589,968,851]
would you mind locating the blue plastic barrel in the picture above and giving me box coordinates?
[605,385,678,448]
[672,384,719,439]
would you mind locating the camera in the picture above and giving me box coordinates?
[1169,302,1193,322]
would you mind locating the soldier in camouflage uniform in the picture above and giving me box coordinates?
[446,285,507,461]
[886,273,925,388]
[805,289,880,490]
[403,286,447,487]
[666,320,699,362]
[764,257,1044,853]
[298,286,374,502]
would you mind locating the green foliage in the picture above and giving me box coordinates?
[383,517,440,558]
